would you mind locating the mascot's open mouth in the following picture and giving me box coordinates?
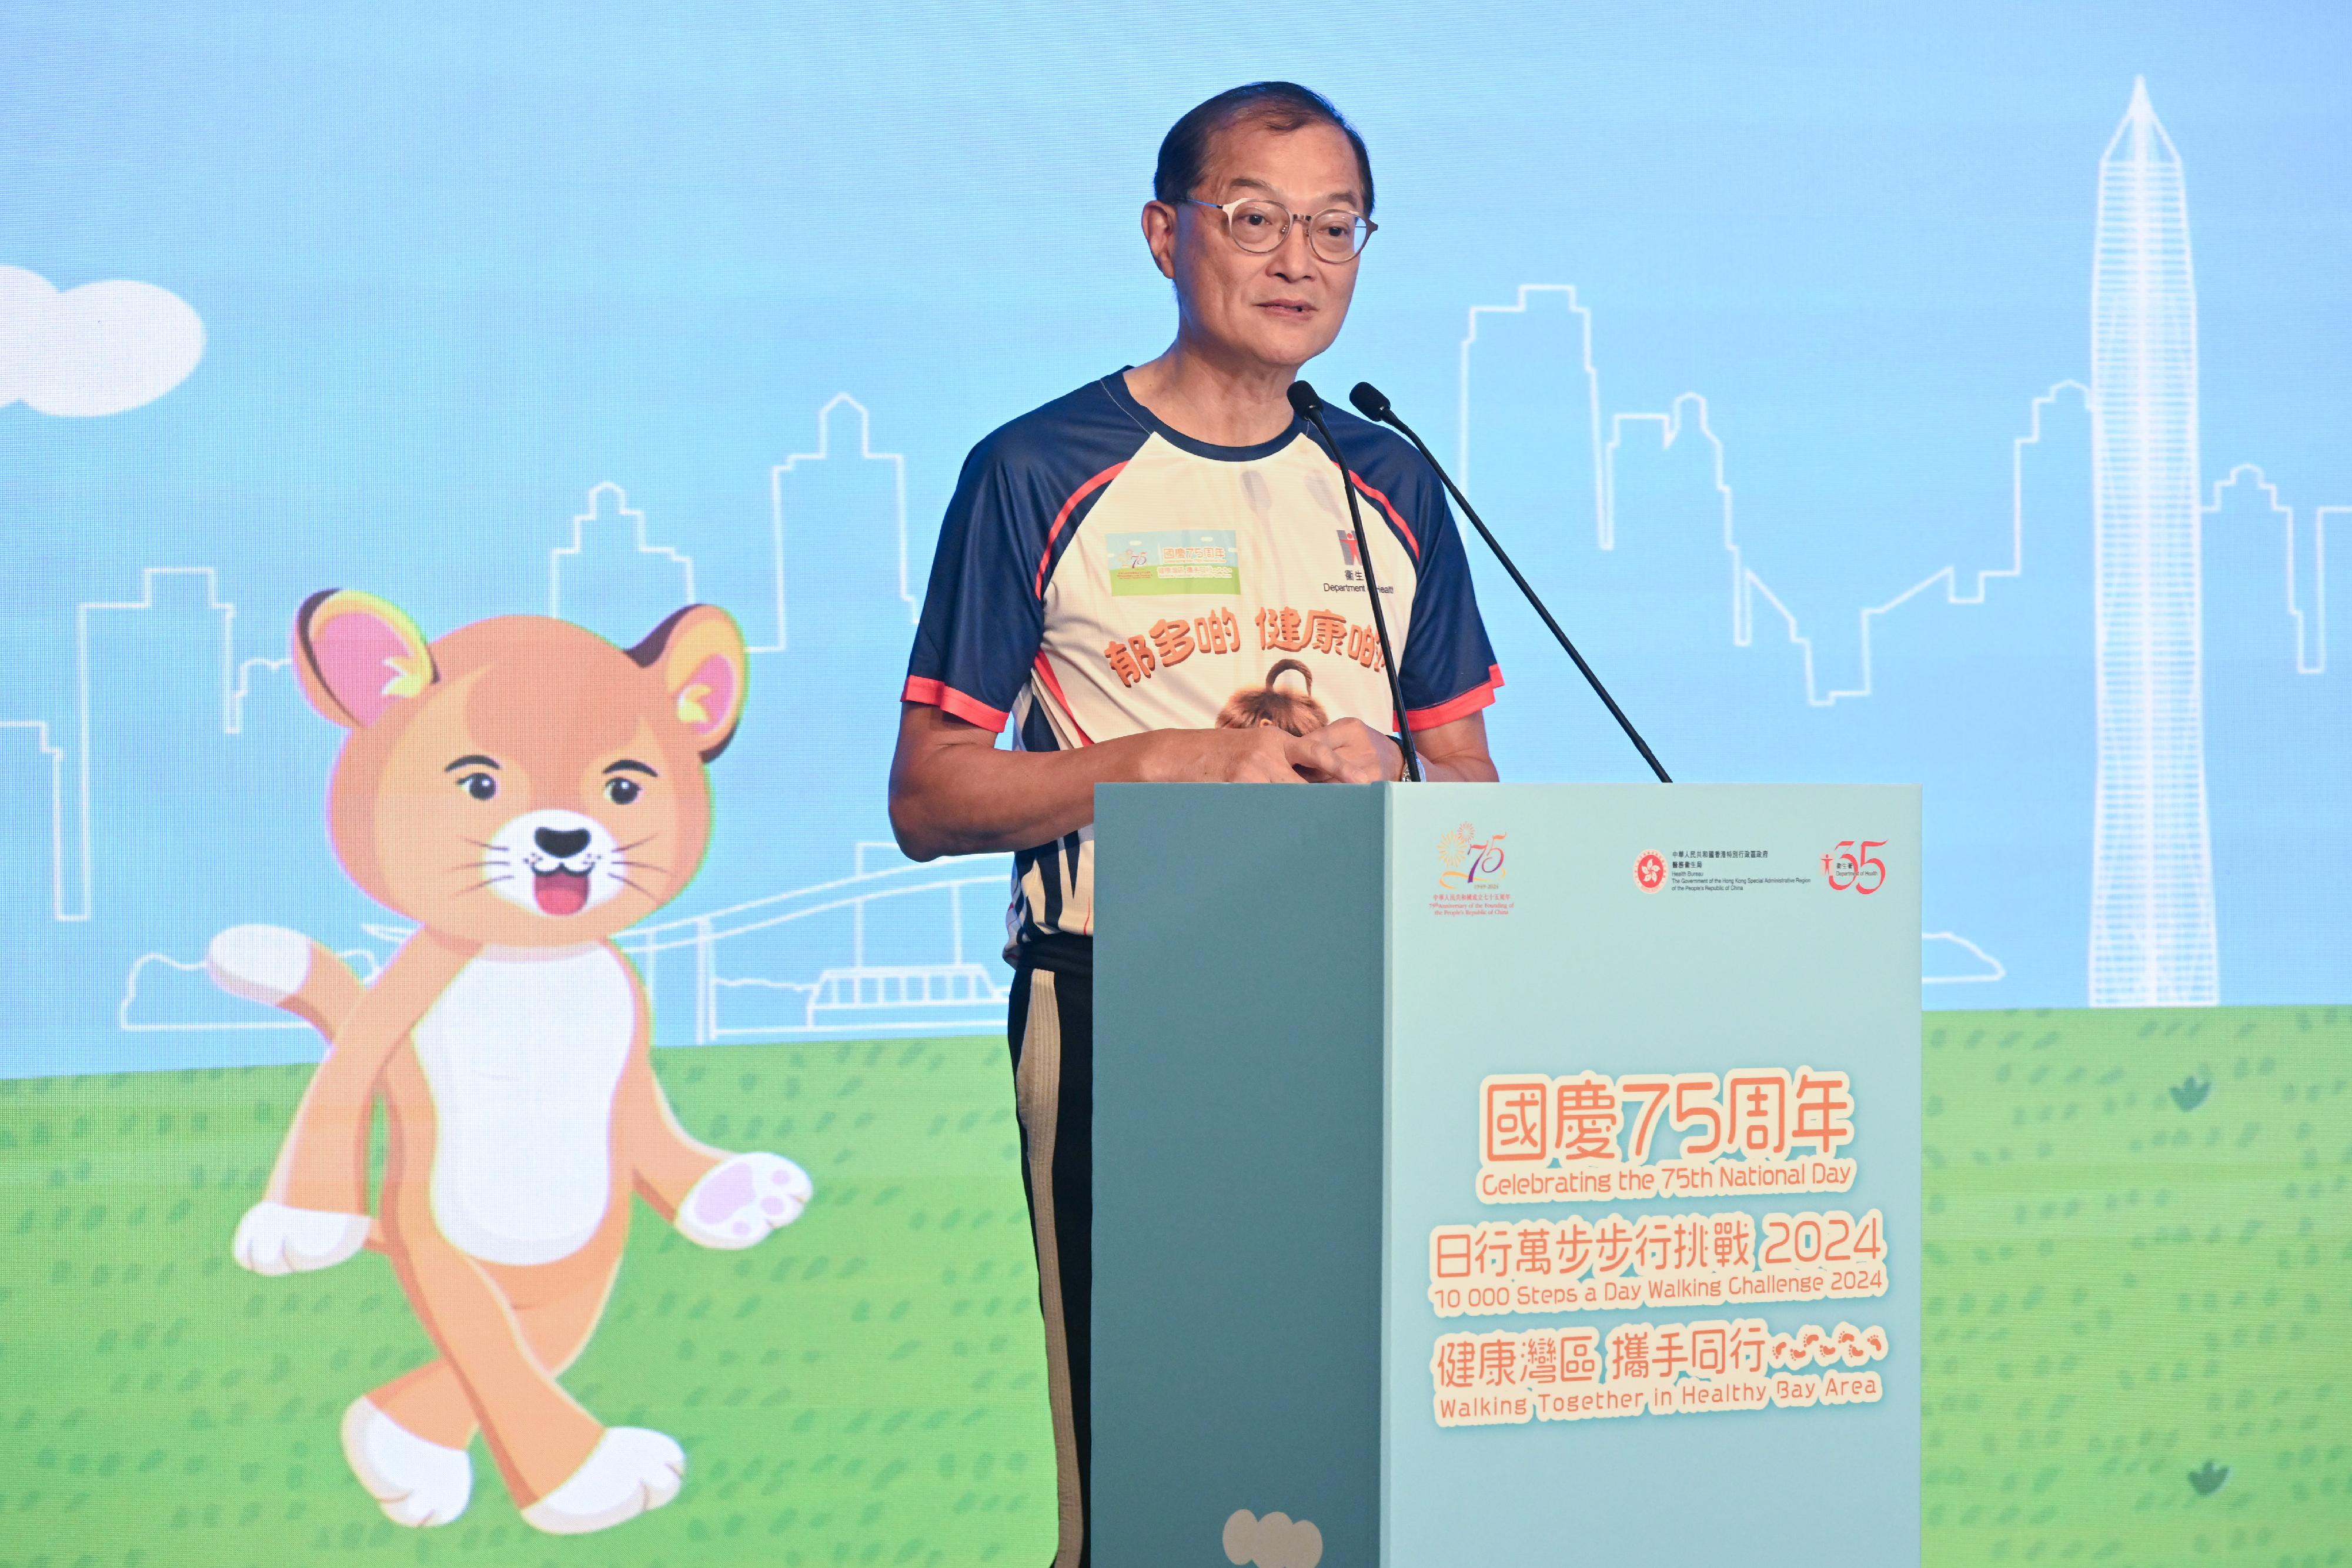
[534,868,591,915]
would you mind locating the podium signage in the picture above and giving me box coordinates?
[1095,784,1920,1567]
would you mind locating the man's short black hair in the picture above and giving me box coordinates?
[1154,82,1375,217]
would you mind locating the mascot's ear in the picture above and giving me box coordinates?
[293,590,437,728]
[630,605,748,760]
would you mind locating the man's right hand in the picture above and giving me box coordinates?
[1141,725,1348,784]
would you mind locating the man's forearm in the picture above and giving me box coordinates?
[1415,731,1500,783]
[888,724,1167,861]
[1389,710,1499,784]
[1419,752,1500,783]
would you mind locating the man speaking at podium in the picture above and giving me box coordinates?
[889,82,1501,1565]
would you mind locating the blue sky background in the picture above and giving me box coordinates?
[1,1,2347,1070]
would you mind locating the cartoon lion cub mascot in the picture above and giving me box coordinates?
[202,590,810,1536]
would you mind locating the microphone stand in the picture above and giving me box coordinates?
[1287,380,1422,783]
[1349,382,1672,784]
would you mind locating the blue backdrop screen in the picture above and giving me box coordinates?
[4,8,2350,1565]
[2,0,2346,1065]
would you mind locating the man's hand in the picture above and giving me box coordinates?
[1300,717,1400,784]
[1141,725,1348,783]
[887,701,1496,862]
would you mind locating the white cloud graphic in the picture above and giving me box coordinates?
[0,264,204,416]
[1223,1509,1322,1568]
[1922,930,2006,984]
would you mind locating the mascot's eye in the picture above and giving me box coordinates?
[604,777,642,805]
[459,773,497,801]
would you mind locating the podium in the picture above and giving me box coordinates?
[1093,784,1920,1567]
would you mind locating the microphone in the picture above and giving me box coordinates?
[1348,381,1672,784]
[1287,379,1422,783]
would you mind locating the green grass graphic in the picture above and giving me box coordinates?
[0,1006,2344,1565]
[0,1037,1057,1567]
[1922,1006,2350,1565]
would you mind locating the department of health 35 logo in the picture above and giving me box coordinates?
[1822,840,1890,894]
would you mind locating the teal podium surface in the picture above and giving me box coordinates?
[1093,783,1920,1567]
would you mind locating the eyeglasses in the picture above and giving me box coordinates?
[1178,197,1378,263]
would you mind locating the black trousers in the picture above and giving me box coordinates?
[1007,959,1092,1568]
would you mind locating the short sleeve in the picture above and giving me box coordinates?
[902,443,1047,733]
[1397,474,1503,728]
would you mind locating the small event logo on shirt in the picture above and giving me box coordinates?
[1106,529,1243,597]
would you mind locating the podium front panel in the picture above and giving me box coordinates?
[1383,784,1919,1564]
[1094,785,1389,1568]
[1094,783,1921,1567]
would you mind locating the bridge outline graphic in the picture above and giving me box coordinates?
[616,843,1014,1042]
[115,845,1016,1042]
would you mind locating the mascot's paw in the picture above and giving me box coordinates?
[343,1397,472,1527]
[205,924,312,1006]
[233,1200,370,1275]
[677,1152,813,1249]
[522,1427,685,1535]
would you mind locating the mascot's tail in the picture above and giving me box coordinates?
[206,925,368,1038]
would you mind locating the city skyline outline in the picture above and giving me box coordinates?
[0,82,2343,1055]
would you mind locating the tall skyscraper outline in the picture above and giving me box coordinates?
[226,657,293,733]
[1458,285,1610,547]
[2088,78,2219,1007]
[760,393,918,654]
[73,567,237,924]
[2206,464,2321,673]
[547,482,696,626]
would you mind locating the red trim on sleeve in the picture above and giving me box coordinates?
[901,676,1010,733]
[1346,471,1419,560]
[1403,664,1504,730]
[1031,653,1094,745]
[1036,461,1129,599]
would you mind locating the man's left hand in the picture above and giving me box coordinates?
[1299,717,1399,783]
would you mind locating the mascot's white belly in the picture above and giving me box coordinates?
[412,944,635,1265]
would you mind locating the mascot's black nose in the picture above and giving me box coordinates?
[535,827,592,860]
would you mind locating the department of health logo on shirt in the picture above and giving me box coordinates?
[1332,528,1366,589]
[1106,528,1243,597]
[1432,821,1512,917]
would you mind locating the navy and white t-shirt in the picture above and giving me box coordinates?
[904,372,1502,959]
